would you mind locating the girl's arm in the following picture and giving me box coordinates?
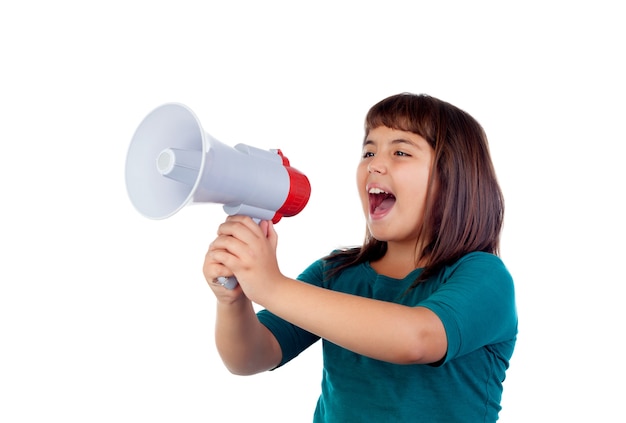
[260,276,446,364]
[204,242,281,375]
[208,216,448,365]
[213,294,282,375]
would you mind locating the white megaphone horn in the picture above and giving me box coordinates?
[125,103,311,288]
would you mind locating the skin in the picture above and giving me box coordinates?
[358,126,435,277]
[204,126,447,375]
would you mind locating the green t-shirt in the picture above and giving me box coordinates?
[257,251,517,422]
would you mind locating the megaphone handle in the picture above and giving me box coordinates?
[217,276,239,290]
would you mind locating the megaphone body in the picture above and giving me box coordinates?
[125,103,311,288]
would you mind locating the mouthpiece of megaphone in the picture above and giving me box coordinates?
[124,103,311,222]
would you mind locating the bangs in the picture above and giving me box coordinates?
[364,93,436,145]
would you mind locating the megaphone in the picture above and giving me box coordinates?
[125,103,311,288]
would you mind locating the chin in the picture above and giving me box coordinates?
[366,225,391,242]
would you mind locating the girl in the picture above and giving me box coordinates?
[204,93,517,422]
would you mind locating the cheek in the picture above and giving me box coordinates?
[356,165,369,210]
[400,170,431,211]
[356,163,367,190]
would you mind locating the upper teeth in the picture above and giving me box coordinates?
[369,187,388,194]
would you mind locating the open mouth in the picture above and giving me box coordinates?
[369,187,396,215]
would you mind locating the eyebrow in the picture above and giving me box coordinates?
[362,138,422,149]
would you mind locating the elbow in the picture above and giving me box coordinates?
[393,328,448,365]
[391,344,432,365]
[223,360,250,375]
[395,307,447,365]
[219,351,279,376]
[399,345,446,365]
[222,358,271,376]
[226,366,258,377]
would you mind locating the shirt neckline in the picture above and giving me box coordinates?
[363,262,424,283]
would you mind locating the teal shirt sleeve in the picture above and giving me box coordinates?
[418,252,517,363]
[256,259,324,367]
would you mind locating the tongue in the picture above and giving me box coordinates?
[375,197,396,212]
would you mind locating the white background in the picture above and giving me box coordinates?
[1,1,624,421]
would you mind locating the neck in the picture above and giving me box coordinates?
[370,241,425,279]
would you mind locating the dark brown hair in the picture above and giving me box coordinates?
[326,93,504,286]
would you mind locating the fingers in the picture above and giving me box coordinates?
[203,248,231,281]
[218,216,265,241]
[204,216,278,296]
[203,249,245,303]
[204,218,256,284]
[212,216,274,260]
[265,220,278,245]
[258,220,271,238]
[206,246,241,279]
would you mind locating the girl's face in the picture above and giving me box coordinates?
[356,126,435,247]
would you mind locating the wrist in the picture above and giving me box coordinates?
[216,293,251,310]
[253,275,292,310]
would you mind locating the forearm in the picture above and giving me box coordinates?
[257,277,447,365]
[214,296,282,375]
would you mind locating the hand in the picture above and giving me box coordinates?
[205,215,282,303]
[204,241,246,304]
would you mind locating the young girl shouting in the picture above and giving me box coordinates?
[204,93,517,422]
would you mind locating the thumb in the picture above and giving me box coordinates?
[259,220,271,238]
[263,220,278,246]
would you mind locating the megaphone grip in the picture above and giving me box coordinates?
[217,276,239,290]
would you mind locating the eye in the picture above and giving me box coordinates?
[362,151,375,158]
[395,150,411,157]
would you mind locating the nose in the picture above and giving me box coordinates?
[368,156,387,174]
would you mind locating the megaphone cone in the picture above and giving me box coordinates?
[125,103,311,222]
